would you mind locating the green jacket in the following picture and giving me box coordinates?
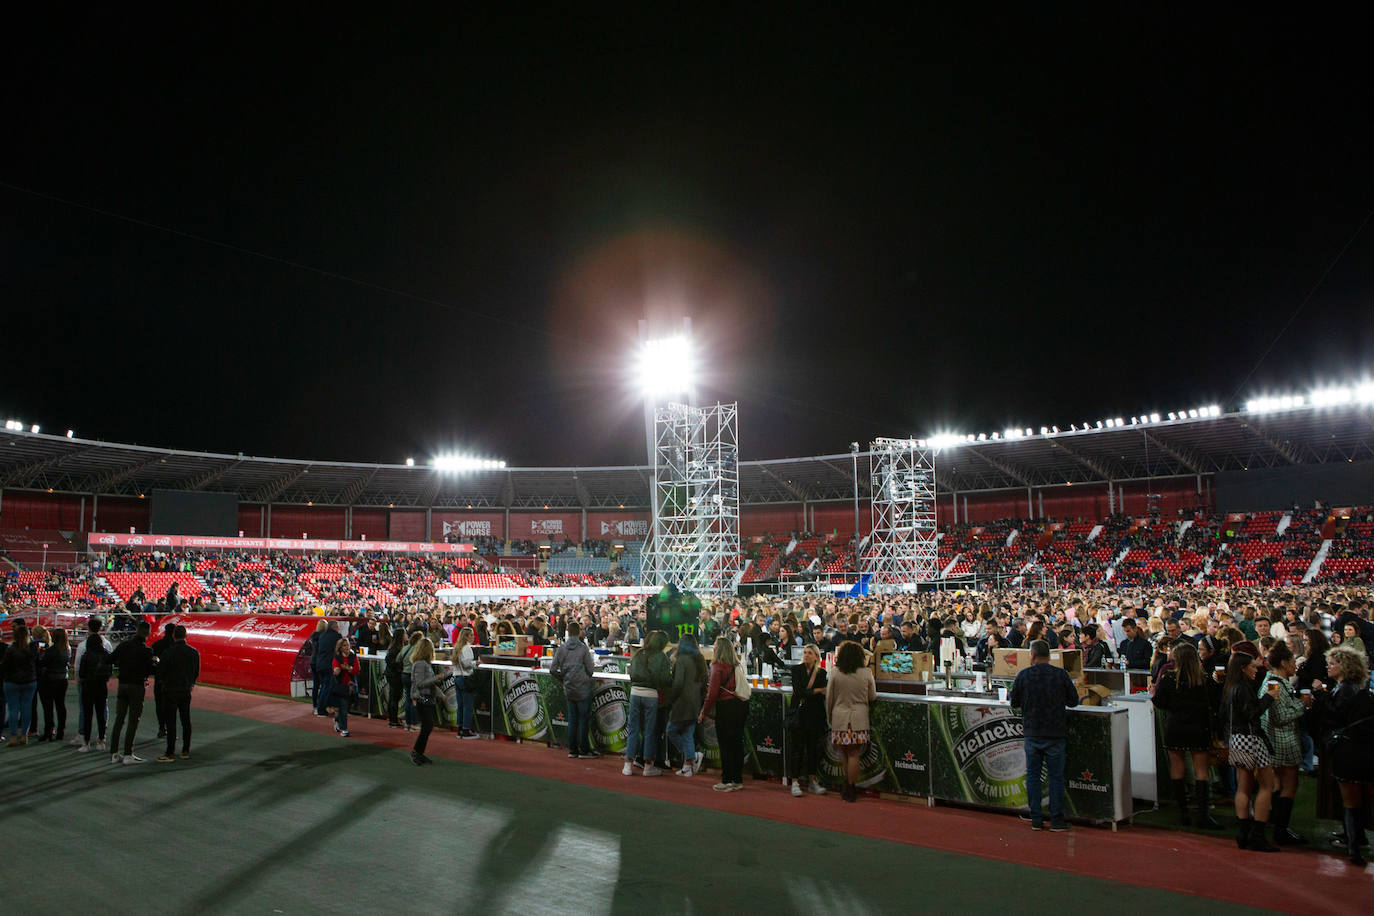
[628,649,672,694]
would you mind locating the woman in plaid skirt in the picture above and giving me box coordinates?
[1223,641,1278,852]
[1260,643,1310,845]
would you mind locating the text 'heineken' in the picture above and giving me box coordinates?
[501,671,548,741]
[590,682,628,753]
[943,705,1032,807]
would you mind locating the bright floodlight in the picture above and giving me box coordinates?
[637,336,694,397]
[30,425,39,434]
[405,457,415,467]
[433,455,507,472]
[927,433,963,450]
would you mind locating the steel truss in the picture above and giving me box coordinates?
[862,437,939,590]
[641,402,741,595]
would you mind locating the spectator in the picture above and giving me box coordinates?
[156,625,200,762]
[551,621,595,758]
[408,637,444,766]
[2,620,38,746]
[1009,639,1079,832]
[76,618,114,753]
[825,641,876,803]
[786,643,829,798]
[37,627,70,743]
[331,638,360,738]
[664,632,706,777]
[1222,643,1278,852]
[701,637,748,793]
[108,621,155,764]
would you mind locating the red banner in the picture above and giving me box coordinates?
[151,613,325,695]
[433,512,506,540]
[87,533,474,554]
[585,512,650,539]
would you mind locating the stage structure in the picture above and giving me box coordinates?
[862,437,939,590]
[641,402,741,595]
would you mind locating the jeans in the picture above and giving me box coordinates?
[714,698,748,784]
[626,695,659,762]
[457,682,475,731]
[314,671,334,716]
[335,687,350,732]
[1300,730,1315,771]
[1024,736,1067,825]
[4,682,38,737]
[566,695,591,754]
[163,692,192,755]
[110,683,146,756]
[80,680,109,744]
[667,719,696,765]
[38,679,69,739]
[414,704,437,755]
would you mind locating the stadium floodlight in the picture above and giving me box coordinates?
[1357,382,1374,404]
[927,433,963,450]
[1149,413,1160,423]
[405,457,415,467]
[66,430,74,438]
[4,420,21,431]
[1167,412,1176,420]
[1310,386,1352,407]
[1040,426,1049,435]
[433,455,507,472]
[1187,409,1199,418]
[637,336,695,397]
[977,433,987,441]
[30,425,39,434]
[1051,426,1059,433]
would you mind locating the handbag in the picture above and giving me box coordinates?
[731,660,752,701]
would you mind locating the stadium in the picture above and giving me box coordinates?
[4,9,1374,916]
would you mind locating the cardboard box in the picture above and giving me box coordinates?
[992,647,1084,683]
[874,650,934,682]
[493,635,530,657]
[1077,683,1113,706]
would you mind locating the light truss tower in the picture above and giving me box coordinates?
[642,401,741,595]
[862,437,939,590]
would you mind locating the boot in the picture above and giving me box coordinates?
[1194,782,1221,829]
[1247,820,1280,852]
[1172,779,1191,826]
[1345,809,1367,867]
[1235,817,1252,850]
[1272,797,1306,846]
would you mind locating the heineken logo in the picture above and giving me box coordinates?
[895,749,926,772]
[756,735,782,755]
[953,718,1024,768]
[1068,769,1108,793]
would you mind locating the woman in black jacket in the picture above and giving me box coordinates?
[785,644,829,798]
[1311,644,1374,866]
[38,629,70,742]
[2,622,39,746]
[1223,643,1278,852]
[1150,642,1221,828]
[383,626,406,728]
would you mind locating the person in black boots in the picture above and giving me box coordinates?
[1222,641,1279,852]
[1150,641,1222,828]
[408,638,444,765]
[1311,644,1374,867]
[1261,644,1309,845]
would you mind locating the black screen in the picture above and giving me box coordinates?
[150,489,239,535]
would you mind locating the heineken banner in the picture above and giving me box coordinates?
[928,702,1126,822]
[491,667,628,755]
[744,691,787,777]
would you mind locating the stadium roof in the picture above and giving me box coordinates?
[1,404,1371,508]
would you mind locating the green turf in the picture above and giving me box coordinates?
[0,710,1277,916]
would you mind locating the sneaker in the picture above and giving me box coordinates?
[1019,814,1043,831]
[333,723,341,734]
[581,749,601,758]
[95,740,107,751]
[622,761,634,776]
[791,780,804,797]
[461,730,480,740]
[808,778,828,796]
[712,782,733,791]
[76,744,90,754]
[411,751,424,766]
[1049,822,1071,833]
[111,753,123,764]
[388,722,402,729]
[568,752,580,759]
[728,782,745,791]
[693,751,705,773]
[677,766,693,777]
[180,750,191,759]
[643,765,664,777]
[156,754,176,763]
[339,731,350,738]
[68,736,84,747]
[418,754,433,766]
[123,755,148,765]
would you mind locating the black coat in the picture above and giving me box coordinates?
[1151,670,1219,750]
[1313,680,1374,783]
[1223,676,1274,739]
[787,662,828,732]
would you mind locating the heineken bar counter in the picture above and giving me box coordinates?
[382,660,1131,827]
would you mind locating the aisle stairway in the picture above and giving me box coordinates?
[1303,539,1332,583]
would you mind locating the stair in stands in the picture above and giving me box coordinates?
[1303,539,1332,583]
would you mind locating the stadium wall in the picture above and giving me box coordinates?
[1215,459,1374,513]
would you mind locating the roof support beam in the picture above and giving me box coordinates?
[760,466,808,502]
[572,475,591,508]
[1141,431,1204,474]
[0,446,97,488]
[967,448,1036,488]
[339,468,379,506]
[1046,439,1114,480]
[179,459,242,492]
[417,471,444,509]
[499,472,515,509]
[249,466,310,503]
[86,453,168,494]
[1239,420,1305,465]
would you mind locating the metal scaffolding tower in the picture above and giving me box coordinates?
[641,402,741,595]
[862,437,939,590]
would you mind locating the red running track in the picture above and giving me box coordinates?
[198,687,1372,915]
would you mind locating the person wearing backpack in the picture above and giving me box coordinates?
[76,618,114,753]
[700,637,750,792]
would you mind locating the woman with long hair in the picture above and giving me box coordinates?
[1151,641,1222,828]
[700,637,748,792]
[1223,644,1279,851]
[331,637,360,738]
[409,637,446,766]
[624,630,670,776]
[2,622,39,746]
[383,625,406,728]
[1311,644,1374,866]
[38,628,70,743]
[452,626,478,739]
[826,641,877,802]
[400,629,423,731]
[786,644,829,797]
[1261,643,1308,845]
[665,633,707,776]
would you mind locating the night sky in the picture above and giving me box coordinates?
[4,10,1371,467]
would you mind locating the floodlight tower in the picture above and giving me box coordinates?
[862,437,939,591]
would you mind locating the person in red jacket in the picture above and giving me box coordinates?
[331,639,360,738]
